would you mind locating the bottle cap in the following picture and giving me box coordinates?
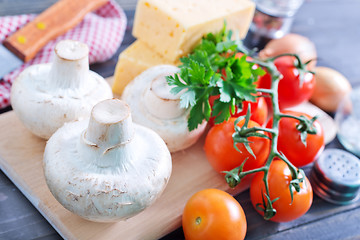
[310,148,360,205]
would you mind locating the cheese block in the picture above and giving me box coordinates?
[112,40,175,96]
[133,0,255,62]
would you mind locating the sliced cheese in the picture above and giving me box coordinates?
[112,40,175,96]
[133,0,255,62]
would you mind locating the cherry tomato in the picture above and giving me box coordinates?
[250,160,313,222]
[258,55,315,109]
[276,110,324,167]
[208,95,268,127]
[182,188,247,240]
[204,118,270,173]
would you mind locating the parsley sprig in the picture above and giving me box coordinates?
[166,25,265,131]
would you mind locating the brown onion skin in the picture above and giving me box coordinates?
[310,66,352,112]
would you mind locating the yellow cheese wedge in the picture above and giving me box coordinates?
[133,0,255,62]
[112,40,176,96]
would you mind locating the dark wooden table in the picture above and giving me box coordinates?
[1,0,360,239]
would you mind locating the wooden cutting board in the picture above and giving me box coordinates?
[0,86,336,239]
[0,110,252,240]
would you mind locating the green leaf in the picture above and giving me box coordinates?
[252,65,266,76]
[204,98,212,121]
[188,101,205,131]
[195,39,216,55]
[216,40,237,52]
[219,81,232,103]
[209,73,221,87]
[212,100,232,124]
[179,89,196,109]
[169,86,186,95]
[188,59,206,82]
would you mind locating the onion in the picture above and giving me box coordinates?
[259,34,317,70]
[310,66,352,112]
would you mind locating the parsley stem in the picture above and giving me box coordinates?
[255,88,273,95]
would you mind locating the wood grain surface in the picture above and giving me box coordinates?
[1,1,360,240]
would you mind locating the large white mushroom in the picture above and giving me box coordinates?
[43,98,172,222]
[11,40,113,139]
[122,65,207,152]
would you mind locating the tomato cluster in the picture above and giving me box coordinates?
[201,54,324,228]
[182,52,326,239]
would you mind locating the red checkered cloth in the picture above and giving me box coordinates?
[0,0,127,109]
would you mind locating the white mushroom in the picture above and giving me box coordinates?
[43,99,172,222]
[10,40,113,139]
[122,65,207,152]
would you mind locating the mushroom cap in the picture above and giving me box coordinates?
[122,65,207,152]
[10,64,113,139]
[43,119,172,222]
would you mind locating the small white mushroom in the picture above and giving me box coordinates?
[43,99,172,222]
[11,40,113,139]
[122,65,207,152]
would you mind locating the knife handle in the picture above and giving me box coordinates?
[3,0,108,62]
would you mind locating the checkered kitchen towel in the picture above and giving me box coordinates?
[0,0,127,109]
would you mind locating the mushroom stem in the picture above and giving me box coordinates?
[143,74,186,119]
[85,99,134,151]
[49,40,89,90]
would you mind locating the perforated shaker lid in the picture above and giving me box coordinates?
[310,149,360,205]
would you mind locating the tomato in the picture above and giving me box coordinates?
[182,188,247,240]
[272,110,324,167]
[204,118,270,173]
[208,95,268,127]
[250,160,313,222]
[258,55,315,109]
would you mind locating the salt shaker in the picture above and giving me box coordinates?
[244,0,304,50]
[310,149,360,205]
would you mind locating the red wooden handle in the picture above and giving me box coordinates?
[3,0,108,62]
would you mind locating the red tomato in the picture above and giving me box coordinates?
[276,110,325,167]
[258,55,315,109]
[182,188,247,240]
[250,160,313,222]
[204,118,270,173]
[208,95,268,127]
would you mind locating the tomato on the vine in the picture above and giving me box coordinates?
[182,188,247,240]
[208,95,268,126]
[204,117,270,173]
[268,110,324,167]
[250,160,313,222]
[258,55,315,109]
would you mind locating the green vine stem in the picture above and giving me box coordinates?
[224,53,315,220]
